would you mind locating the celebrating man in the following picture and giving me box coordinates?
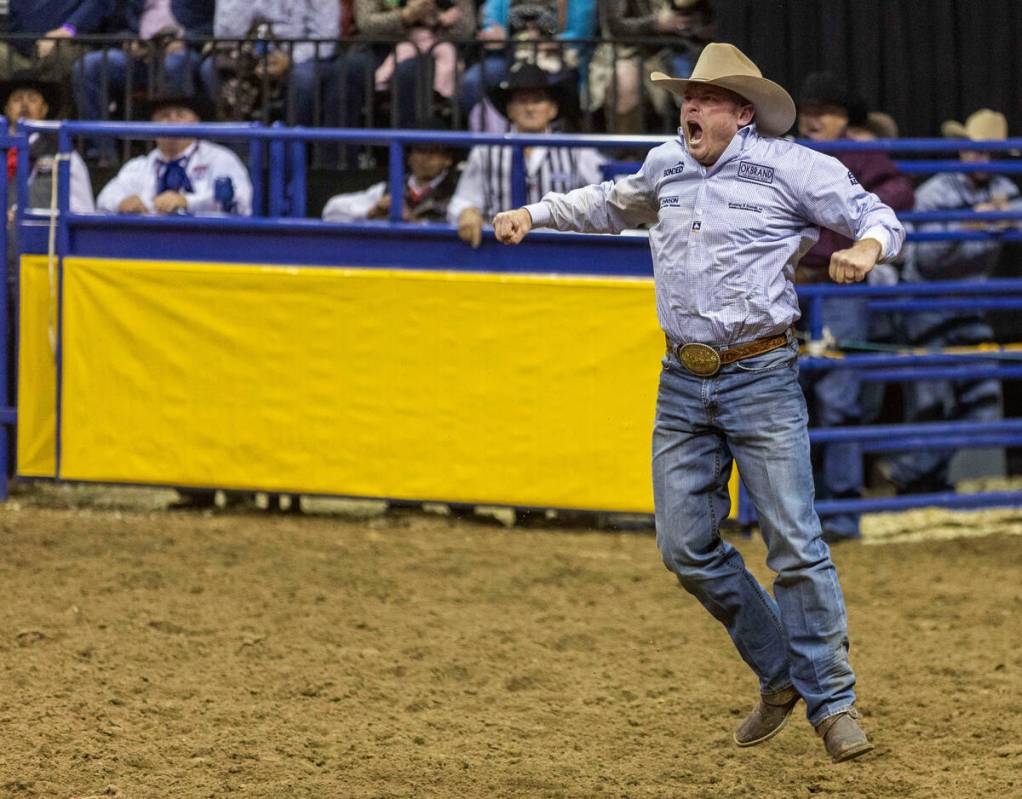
[492,43,905,763]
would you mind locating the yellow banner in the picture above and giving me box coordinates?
[19,256,740,515]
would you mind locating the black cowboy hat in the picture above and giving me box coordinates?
[142,93,216,121]
[488,62,570,120]
[0,71,63,117]
[798,72,868,127]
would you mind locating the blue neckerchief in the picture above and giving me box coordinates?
[157,152,194,195]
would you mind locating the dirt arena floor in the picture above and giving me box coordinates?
[2,484,1021,799]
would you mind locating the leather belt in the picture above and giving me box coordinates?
[665,330,791,377]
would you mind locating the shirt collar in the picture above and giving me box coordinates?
[155,140,199,164]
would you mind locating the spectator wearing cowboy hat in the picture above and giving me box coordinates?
[881,109,1021,496]
[492,42,907,763]
[96,94,253,216]
[322,118,461,223]
[795,71,914,543]
[447,62,603,247]
[2,72,95,215]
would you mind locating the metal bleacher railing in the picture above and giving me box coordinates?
[5,120,1022,522]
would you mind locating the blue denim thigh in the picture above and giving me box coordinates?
[653,352,792,694]
[714,342,857,724]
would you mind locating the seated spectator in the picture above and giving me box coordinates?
[338,0,475,130]
[73,0,213,162]
[795,72,914,542]
[448,62,604,246]
[588,0,715,133]
[847,110,899,141]
[1,0,115,110]
[882,109,1021,495]
[459,0,596,132]
[322,120,459,223]
[201,0,340,125]
[2,73,95,215]
[96,95,253,216]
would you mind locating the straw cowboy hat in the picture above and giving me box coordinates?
[941,108,1007,140]
[650,43,796,136]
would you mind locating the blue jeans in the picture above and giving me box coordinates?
[653,340,856,726]
[885,310,1002,489]
[800,296,869,539]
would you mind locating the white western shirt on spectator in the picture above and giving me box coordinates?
[96,140,253,216]
[447,133,606,223]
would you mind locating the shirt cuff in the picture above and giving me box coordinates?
[859,226,892,262]
[524,202,550,227]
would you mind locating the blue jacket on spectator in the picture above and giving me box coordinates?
[481,0,596,42]
[105,0,213,37]
[9,0,114,52]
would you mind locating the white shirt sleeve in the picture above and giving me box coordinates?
[322,182,387,222]
[96,156,152,213]
[69,151,95,213]
[447,148,488,224]
[184,143,254,216]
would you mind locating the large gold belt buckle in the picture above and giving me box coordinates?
[679,343,721,377]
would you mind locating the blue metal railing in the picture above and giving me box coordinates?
[9,121,1022,522]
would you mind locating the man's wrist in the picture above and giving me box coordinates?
[522,201,549,227]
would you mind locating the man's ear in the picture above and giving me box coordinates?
[738,104,755,126]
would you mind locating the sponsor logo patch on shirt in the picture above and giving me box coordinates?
[660,195,682,208]
[737,161,774,185]
[728,201,763,213]
[192,165,209,179]
[848,170,859,185]
[663,161,685,178]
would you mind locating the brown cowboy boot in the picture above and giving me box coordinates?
[815,707,875,763]
[733,686,801,747]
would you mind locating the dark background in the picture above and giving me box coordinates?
[713,0,1022,137]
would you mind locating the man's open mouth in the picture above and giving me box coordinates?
[687,121,704,144]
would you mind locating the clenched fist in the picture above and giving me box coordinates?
[492,208,533,245]
[829,238,882,284]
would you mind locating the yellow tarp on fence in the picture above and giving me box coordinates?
[18,255,739,514]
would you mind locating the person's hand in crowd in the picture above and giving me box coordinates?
[153,191,188,214]
[656,10,688,34]
[493,209,533,245]
[37,26,74,58]
[367,193,392,220]
[117,195,148,215]
[401,0,437,27]
[128,38,149,58]
[966,198,1012,230]
[437,5,463,29]
[457,207,484,248]
[829,238,881,283]
[477,23,506,41]
[163,39,186,56]
[256,50,291,78]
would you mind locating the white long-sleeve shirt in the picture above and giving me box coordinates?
[447,139,606,223]
[97,140,253,216]
[524,124,906,346]
[214,0,339,63]
[25,147,95,214]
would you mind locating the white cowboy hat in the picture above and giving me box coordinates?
[650,43,796,137]
[941,108,1007,140]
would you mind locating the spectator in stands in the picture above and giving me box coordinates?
[847,110,899,142]
[322,120,459,222]
[882,109,1020,495]
[73,0,213,162]
[589,0,715,133]
[448,62,604,246]
[1,1,114,103]
[96,95,253,216]
[3,73,95,215]
[363,0,477,126]
[795,72,914,542]
[458,0,597,131]
[201,0,340,125]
